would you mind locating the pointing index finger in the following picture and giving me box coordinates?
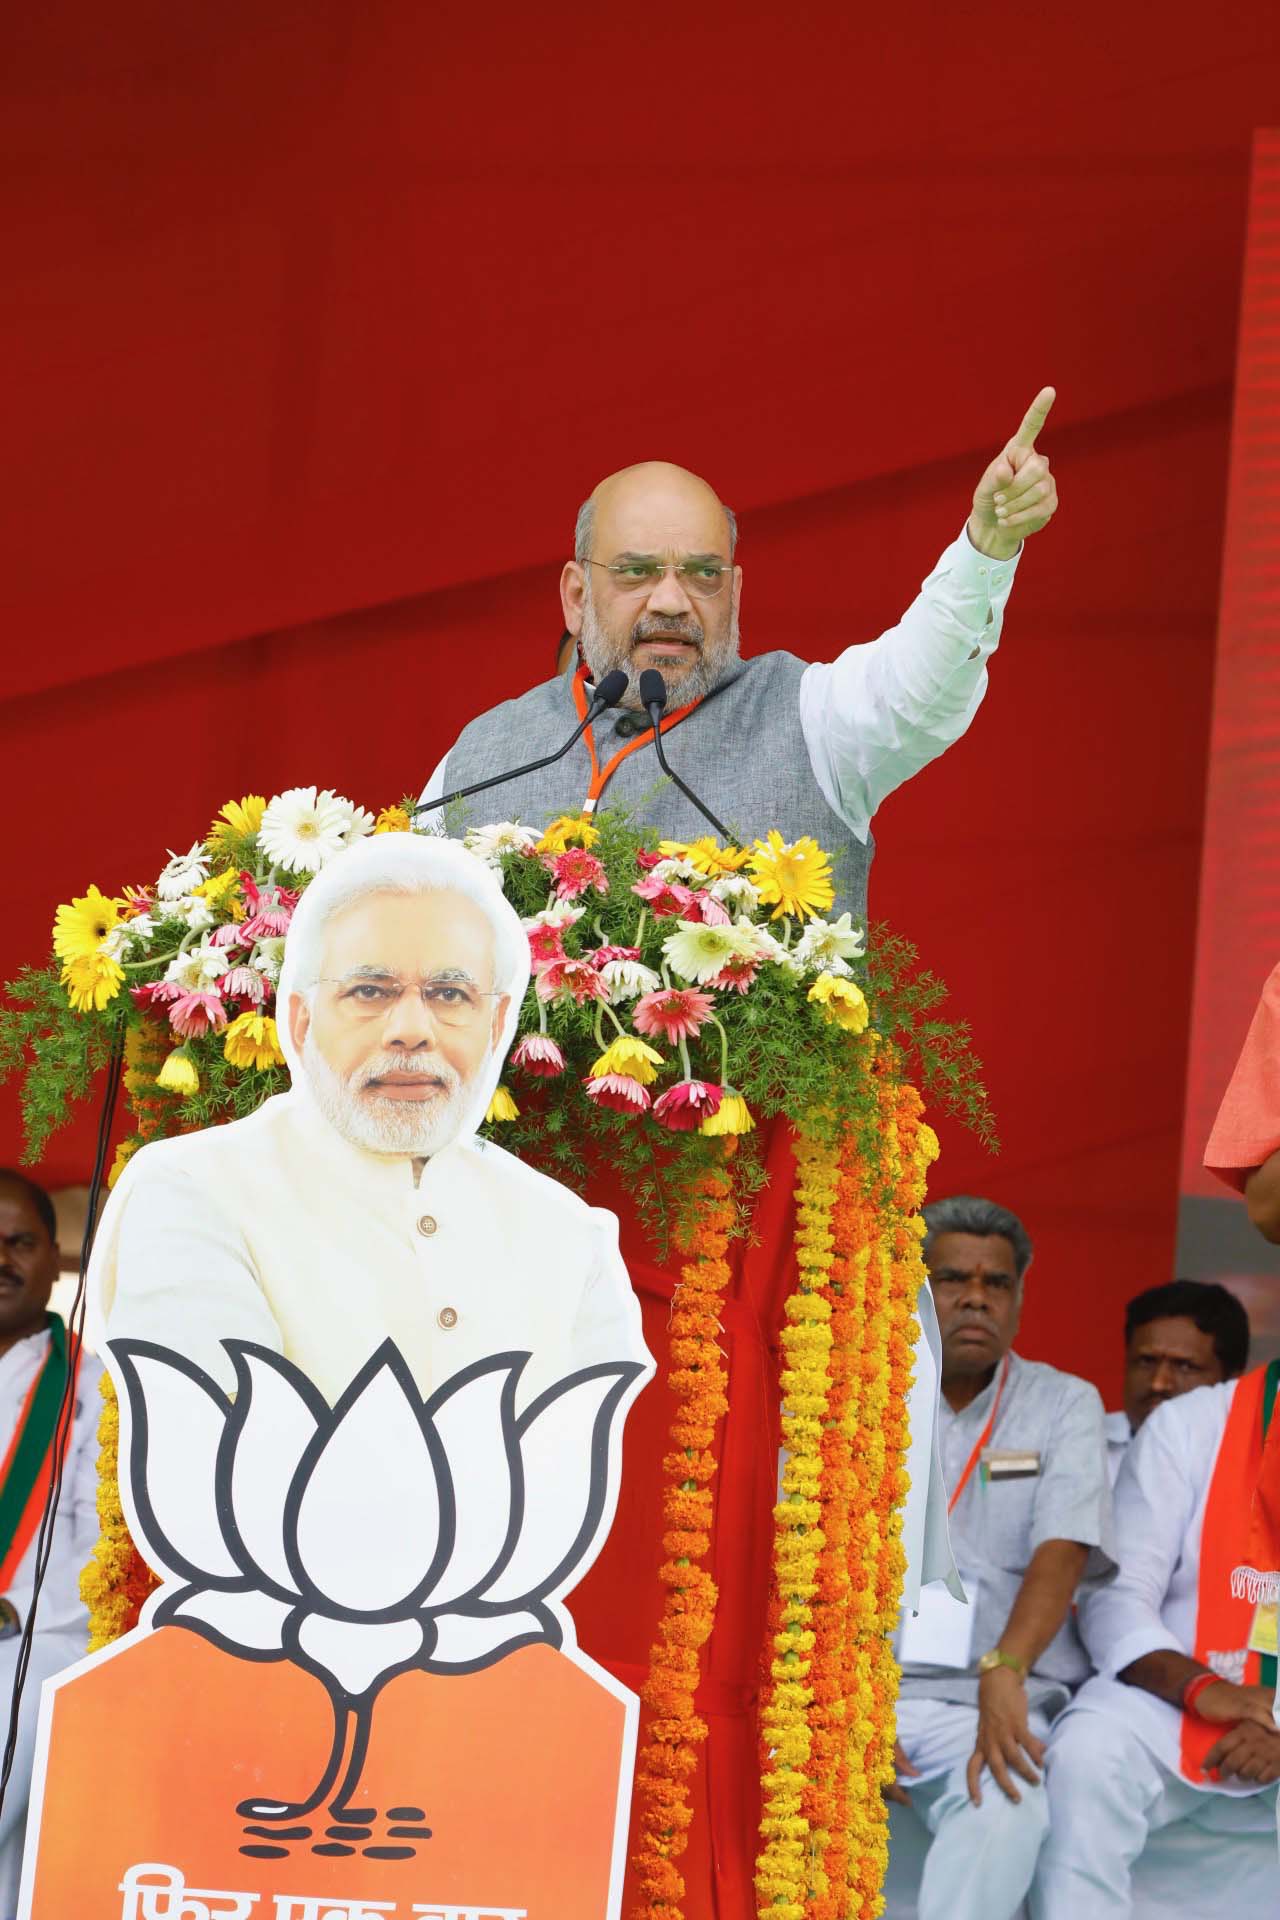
[1014,386,1056,449]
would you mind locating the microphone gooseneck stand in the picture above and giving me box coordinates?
[638,668,731,841]
[417,667,630,818]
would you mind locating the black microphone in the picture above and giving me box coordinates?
[637,669,731,841]
[420,668,630,815]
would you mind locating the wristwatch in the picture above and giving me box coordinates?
[0,1598,21,1642]
[977,1648,1025,1677]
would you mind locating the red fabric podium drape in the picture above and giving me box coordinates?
[571,1122,801,1918]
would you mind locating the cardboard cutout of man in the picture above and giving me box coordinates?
[91,834,651,1408]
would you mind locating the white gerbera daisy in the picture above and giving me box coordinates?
[338,801,377,847]
[524,901,585,931]
[749,924,804,978]
[662,919,759,985]
[710,871,761,912]
[156,843,209,901]
[167,895,216,933]
[259,787,359,874]
[793,911,866,977]
[250,936,287,983]
[164,942,225,991]
[650,856,703,884]
[465,821,541,867]
[598,958,661,1001]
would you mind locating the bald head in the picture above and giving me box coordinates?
[574,462,737,566]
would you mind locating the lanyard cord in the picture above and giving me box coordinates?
[947,1352,1011,1516]
[571,664,702,814]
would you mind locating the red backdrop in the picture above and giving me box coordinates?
[5,9,1279,1405]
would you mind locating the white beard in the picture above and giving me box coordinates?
[302,1035,476,1157]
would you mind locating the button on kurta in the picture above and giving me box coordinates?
[437,1306,458,1329]
[417,1214,438,1237]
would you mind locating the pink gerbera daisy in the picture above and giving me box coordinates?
[584,1074,652,1114]
[218,966,267,1005]
[511,1033,567,1077]
[546,848,609,902]
[631,875,698,918]
[527,924,567,968]
[167,990,228,1038]
[633,987,715,1043]
[652,1080,723,1131]
[588,945,641,969]
[635,848,667,872]
[535,958,607,1007]
[706,953,761,994]
[692,891,732,927]
[131,980,182,1009]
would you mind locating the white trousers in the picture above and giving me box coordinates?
[1031,1697,1278,1919]
[893,1697,1052,1920]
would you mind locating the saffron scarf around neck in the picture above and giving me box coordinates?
[1180,1361,1280,1782]
[0,1314,77,1592]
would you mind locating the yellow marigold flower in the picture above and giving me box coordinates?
[486,1084,520,1123]
[536,814,599,854]
[52,885,123,964]
[747,830,835,922]
[156,1046,200,1095]
[207,794,266,855]
[223,1010,285,1072]
[701,1091,755,1136]
[918,1122,941,1166]
[374,804,412,834]
[807,972,869,1034]
[61,950,124,1012]
[660,837,751,876]
[589,1035,665,1085]
[107,1137,141,1190]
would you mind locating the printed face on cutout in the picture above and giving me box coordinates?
[288,888,509,1156]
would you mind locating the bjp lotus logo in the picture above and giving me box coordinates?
[109,1339,645,1832]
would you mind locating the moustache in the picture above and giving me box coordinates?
[354,1052,462,1095]
[630,614,704,649]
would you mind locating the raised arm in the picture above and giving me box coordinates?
[799,388,1059,838]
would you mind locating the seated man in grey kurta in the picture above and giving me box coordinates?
[887,1195,1114,1920]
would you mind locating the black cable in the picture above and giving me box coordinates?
[0,1030,124,1813]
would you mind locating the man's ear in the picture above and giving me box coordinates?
[561,562,586,636]
[491,995,511,1052]
[288,991,311,1057]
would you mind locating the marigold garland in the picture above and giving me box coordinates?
[80,1375,159,1651]
[630,1161,735,1919]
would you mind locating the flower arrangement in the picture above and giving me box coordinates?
[0,786,992,1920]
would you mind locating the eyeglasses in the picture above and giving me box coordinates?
[588,557,732,599]
[317,973,501,1028]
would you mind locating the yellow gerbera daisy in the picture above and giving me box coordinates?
[589,1035,665,1085]
[374,805,413,835]
[61,950,124,1012]
[536,814,600,854]
[701,1090,755,1137]
[52,886,123,964]
[193,867,244,918]
[223,1010,285,1071]
[207,794,266,856]
[156,1046,200,1095]
[807,972,869,1034]
[486,1085,520,1123]
[659,837,752,876]
[747,832,835,923]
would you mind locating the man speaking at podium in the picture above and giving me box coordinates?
[420,388,1059,920]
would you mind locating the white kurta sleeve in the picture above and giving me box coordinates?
[798,529,1020,841]
[104,1162,283,1394]
[1077,1397,1196,1677]
[569,1208,654,1379]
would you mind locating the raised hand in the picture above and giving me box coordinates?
[968,387,1059,561]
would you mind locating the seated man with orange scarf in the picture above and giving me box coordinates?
[1031,1361,1280,1917]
